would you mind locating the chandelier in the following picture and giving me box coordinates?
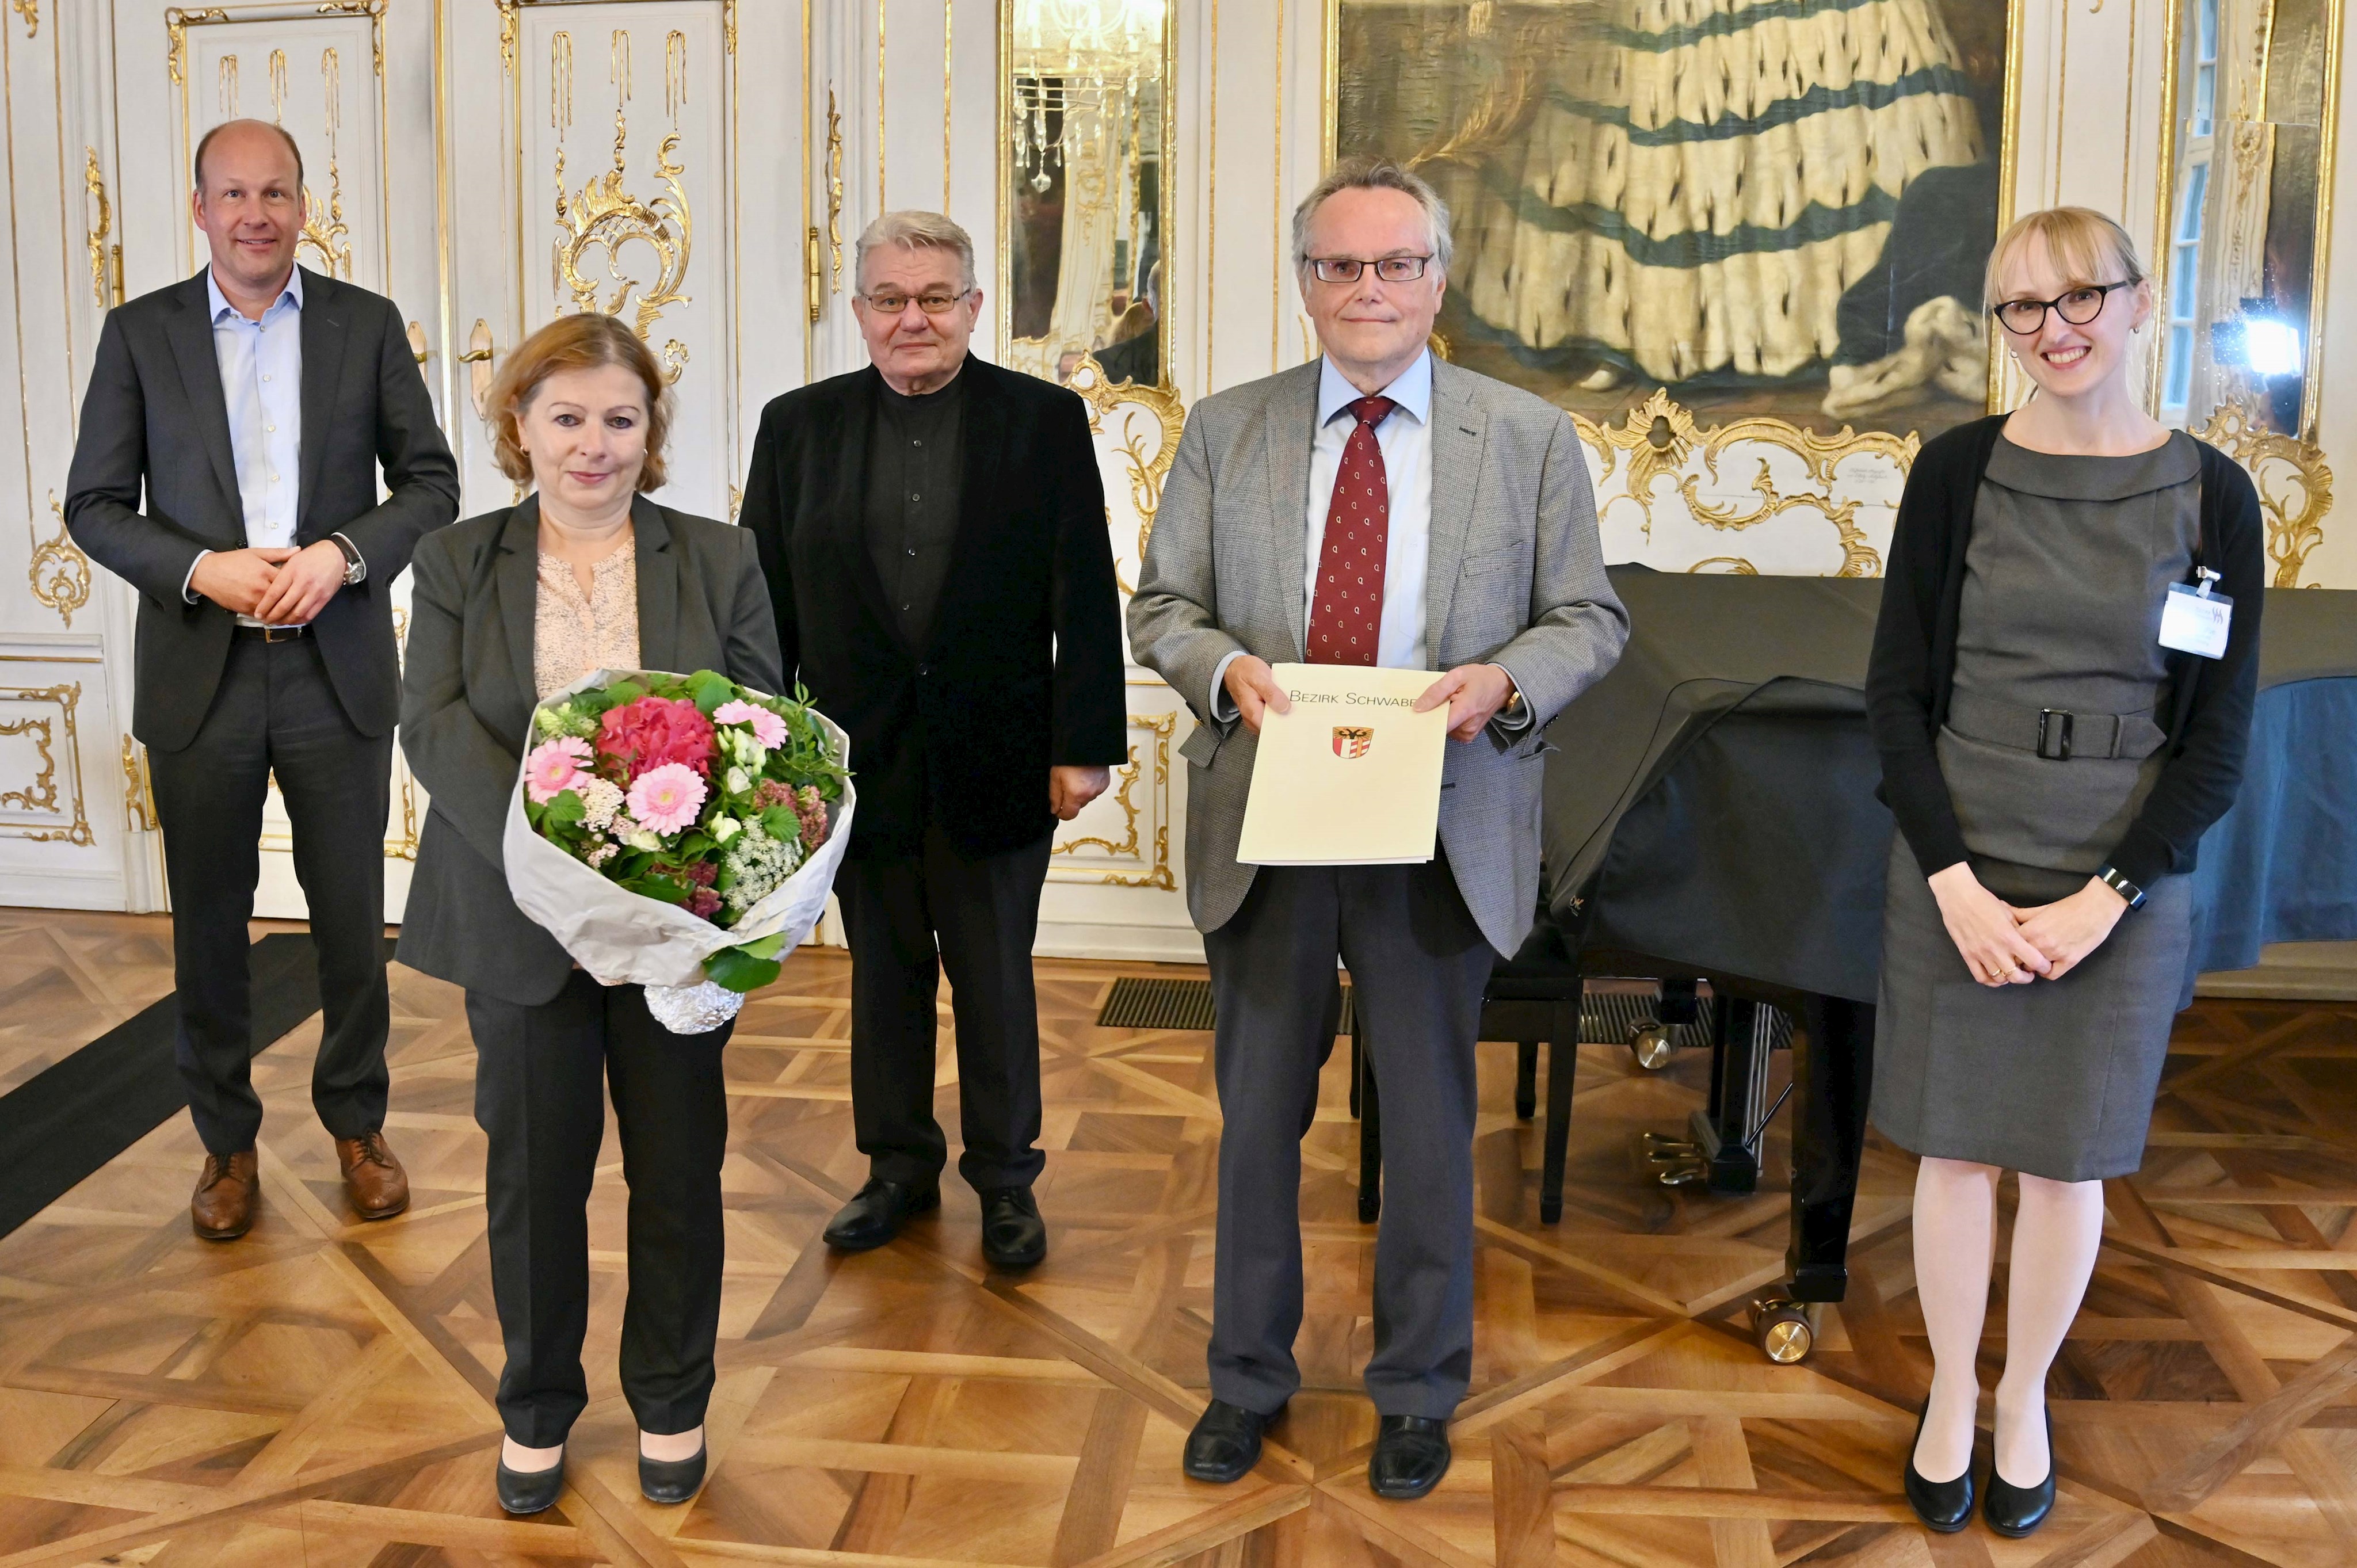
[1010,0,1165,194]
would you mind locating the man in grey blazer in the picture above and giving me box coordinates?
[1128,158,1627,1499]
[65,120,458,1240]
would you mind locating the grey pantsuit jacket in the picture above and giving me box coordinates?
[1127,357,1630,957]
[398,495,784,1007]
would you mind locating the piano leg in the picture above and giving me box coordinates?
[1538,992,1580,1223]
[1748,995,1875,1364]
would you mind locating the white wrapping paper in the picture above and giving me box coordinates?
[502,669,856,1021]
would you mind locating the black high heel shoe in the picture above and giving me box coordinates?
[639,1438,708,1505]
[1984,1408,2057,1538]
[1902,1399,1975,1533]
[495,1447,566,1515]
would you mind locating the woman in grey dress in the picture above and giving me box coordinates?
[1864,208,2264,1538]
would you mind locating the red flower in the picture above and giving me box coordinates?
[596,696,717,783]
[685,887,722,921]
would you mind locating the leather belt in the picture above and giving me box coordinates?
[232,624,309,642]
[1946,689,2165,761]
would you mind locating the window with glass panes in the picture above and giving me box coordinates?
[2164,0,2222,413]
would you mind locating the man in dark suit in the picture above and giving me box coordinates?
[65,119,459,1241]
[739,210,1126,1270]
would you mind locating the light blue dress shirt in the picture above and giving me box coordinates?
[1210,350,1527,728]
[183,269,360,621]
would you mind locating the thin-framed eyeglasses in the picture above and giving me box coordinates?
[858,287,975,316]
[1990,280,2134,336]
[1306,255,1433,284]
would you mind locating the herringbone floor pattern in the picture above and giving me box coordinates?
[0,912,2351,1566]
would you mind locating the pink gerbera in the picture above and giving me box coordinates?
[625,762,708,835]
[712,699,788,749]
[523,737,593,803]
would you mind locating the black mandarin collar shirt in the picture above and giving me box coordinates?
[864,368,967,648]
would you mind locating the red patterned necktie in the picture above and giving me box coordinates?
[1307,395,1397,666]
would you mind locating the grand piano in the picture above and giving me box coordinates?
[1530,565,2357,1360]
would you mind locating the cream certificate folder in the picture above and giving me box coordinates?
[1236,664,1448,865]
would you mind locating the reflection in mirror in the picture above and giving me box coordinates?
[2159,0,2341,436]
[1004,0,1170,388]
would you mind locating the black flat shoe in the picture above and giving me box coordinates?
[1369,1415,1451,1501]
[1902,1399,1975,1533]
[823,1177,940,1252]
[1183,1398,1282,1483]
[495,1450,565,1515]
[979,1185,1047,1270]
[639,1443,707,1505]
[1984,1409,2056,1538]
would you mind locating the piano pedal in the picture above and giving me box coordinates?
[1653,1157,1710,1188]
[1626,1022,1676,1071]
[1748,1289,1821,1364]
[1641,1131,1699,1161]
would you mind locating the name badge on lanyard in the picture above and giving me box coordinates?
[2158,568,2231,659]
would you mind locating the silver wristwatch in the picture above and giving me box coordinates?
[2096,865,2147,910]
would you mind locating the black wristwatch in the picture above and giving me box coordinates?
[2096,865,2147,910]
[329,532,367,586]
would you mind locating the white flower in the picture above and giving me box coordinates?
[712,815,742,844]
[626,828,665,852]
[577,776,625,831]
[724,766,751,796]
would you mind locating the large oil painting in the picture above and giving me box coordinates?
[1334,0,2013,438]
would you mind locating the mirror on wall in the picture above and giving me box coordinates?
[1001,0,1172,388]
[2158,0,2342,436]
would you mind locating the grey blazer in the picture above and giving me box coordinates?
[398,495,784,1006]
[1127,357,1629,957]
[65,268,459,751]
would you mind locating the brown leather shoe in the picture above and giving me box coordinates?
[337,1131,410,1220]
[191,1150,259,1239]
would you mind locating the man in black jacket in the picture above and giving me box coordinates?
[64,120,459,1240]
[739,211,1126,1269]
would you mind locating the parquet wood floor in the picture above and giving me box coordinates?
[0,913,2352,1567]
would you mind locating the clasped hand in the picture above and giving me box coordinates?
[1927,863,2130,987]
[1223,654,1514,741]
[190,540,348,624]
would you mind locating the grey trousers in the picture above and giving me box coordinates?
[1203,856,1494,1420]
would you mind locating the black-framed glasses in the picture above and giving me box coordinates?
[1307,255,1432,284]
[1991,280,2133,335]
[859,288,974,316]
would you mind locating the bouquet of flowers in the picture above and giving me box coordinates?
[501,667,856,1032]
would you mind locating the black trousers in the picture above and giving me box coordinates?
[146,634,391,1155]
[467,974,732,1447]
[833,825,1053,1192]
[1203,857,1494,1420]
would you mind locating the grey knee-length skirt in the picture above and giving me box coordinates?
[1869,840,2194,1182]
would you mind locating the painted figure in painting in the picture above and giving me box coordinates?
[1338,0,2010,434]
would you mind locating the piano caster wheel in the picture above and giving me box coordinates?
[1749,1292,1819,1364]
[1627,1022,1676,1071]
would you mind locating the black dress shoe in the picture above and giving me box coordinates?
[495,1450,565,1515]
[979,1185,1047,1270]
[823,1177,940,1252]
[1984,1409,2056,1538]
[1183,1399,1281,1483]
[640,1441,707,1505]
[1368,1415,1451,1500]
[1903,1399,1975,1533]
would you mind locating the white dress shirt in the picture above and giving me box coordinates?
[182,268,360,624]
[1211,351,1525,727]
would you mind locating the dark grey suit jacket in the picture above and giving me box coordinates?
[64,267,459,751]
[398,496,784,1006]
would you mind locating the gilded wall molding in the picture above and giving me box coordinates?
[0,684,93,846]
[1050,710,1176,890]
[122,736,157,835]
[1572,391,1918,578]
[2193,398,2335,586]
[12,0,35,38]
[1068,353,1184,579]
[82,149,121,308]
[28,493,91,628]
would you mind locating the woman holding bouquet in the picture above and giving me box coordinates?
[400,313,782,1514]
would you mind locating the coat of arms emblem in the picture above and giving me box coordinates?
[1332,726,1373,760]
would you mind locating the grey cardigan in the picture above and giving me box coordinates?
[398,495,784,1005]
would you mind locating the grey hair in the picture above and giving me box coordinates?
[855,209,978,293]
[1291,157,1452,277]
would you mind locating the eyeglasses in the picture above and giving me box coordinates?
[859,288,973,316]
[1991,281,2133,335]
[1306,255,1433,284]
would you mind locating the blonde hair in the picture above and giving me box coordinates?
[485,313,674,491]
[1983,206,2147,310]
